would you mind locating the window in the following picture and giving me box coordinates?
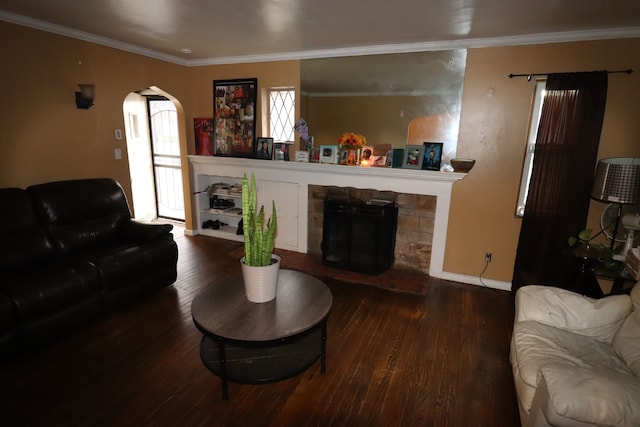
[269,89,295,143]
[516,80,546,217]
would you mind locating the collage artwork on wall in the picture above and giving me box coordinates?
[213,78,257,158]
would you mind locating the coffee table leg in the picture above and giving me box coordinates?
[321,319,327,374]
[217,337,229,400]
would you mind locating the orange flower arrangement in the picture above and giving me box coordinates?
[337,132,367,149]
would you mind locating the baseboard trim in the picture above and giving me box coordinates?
[440,271,512,292]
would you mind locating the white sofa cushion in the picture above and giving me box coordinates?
[511,320,632,413]
[515,286,632,343]
[613,310,640,377]
[630,282,640,311]
[539,364,640,427]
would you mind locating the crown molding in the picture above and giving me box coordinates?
[2,9,640,67]
[0,10,190,66]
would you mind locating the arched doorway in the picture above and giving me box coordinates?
[122,87,185,222]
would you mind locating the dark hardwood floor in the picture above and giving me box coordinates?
[0,229,521,426]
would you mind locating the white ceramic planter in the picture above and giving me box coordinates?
[240,254,281,303]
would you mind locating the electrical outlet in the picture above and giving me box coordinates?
[485,252,492,263]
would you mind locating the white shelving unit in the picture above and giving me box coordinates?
[196,175,244,242]
[189,155,465,278]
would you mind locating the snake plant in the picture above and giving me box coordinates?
[242,173,277,266]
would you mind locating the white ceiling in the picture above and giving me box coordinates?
[1,0,639,65]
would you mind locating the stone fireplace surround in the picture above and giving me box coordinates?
[307,186,436,275]
[188,155,464,279]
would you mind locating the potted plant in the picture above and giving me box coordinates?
[240,172,279,302]
[337,132,366,166]
[568,228,616,269]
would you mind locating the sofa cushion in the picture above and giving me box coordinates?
[0,188,40,235]
[0,188,58,272]
[539,364,640,426]
[511,320,632,412]
[49,211,128,254]
[515,285,632,342]
[2,261,102,322]
[0,293,18,357]
[0,228,57,272]
[27,178,131,226]
[630,283,640,311]
[613,310,640,377]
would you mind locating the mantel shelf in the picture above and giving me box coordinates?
[188,155,466,279]
[189,155,466,183]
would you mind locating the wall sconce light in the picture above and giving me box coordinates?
[75,84,95,109]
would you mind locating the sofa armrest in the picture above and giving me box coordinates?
[120,220,173,241]
[515,285,632,342]
[534,364,640,427]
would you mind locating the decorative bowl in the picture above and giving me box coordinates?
[450,158,476,173]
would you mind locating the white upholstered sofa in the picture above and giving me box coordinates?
[510,284,640,427]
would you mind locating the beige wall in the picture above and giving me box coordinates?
[2,20,639,286]
[0,22,187,195]
[449,39,640,282]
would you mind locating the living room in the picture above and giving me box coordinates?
[2,19,639,289]
[1,2,640,425]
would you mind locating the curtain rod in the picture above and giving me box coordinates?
[509,69,633,80]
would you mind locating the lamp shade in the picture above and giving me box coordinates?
[591,157,640,204]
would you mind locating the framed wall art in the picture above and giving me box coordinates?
[213,78,257,157]
[402,145,424,169]
[254,137,273,160]
[422,142,443,171]
[194,118,214,156]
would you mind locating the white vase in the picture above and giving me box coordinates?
[240,254,281,303]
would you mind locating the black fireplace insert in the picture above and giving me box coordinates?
[321,199,398,274]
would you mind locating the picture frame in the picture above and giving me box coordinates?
[273,143,291,161]
[319,145,338,164]
[294,150,309,162]
[360,145,374,166]
[372,143,392,168]
[213,78,257,158]
[309,147,320,163]
[254,137,273,160]
[402,145,425,169]
[422,142,444,171]
[194,118,214,156]
[371,155,388,167]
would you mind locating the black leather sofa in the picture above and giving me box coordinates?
[0,178,178,359]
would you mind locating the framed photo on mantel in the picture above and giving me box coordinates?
[402,144,424,169]
[319,145,338,164]
[422,142,443,171]
[372,143,392,167]
[254,137,273,160]
[213,78,257,158]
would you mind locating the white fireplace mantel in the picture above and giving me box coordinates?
[188,155,465,278]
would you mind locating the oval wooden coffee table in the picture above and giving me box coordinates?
[191,269,333,399]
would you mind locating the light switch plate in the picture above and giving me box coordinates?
[114,148,122,160]
[114,129,122,140]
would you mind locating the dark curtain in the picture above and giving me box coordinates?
[512,72,608,292]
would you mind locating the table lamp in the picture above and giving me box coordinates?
[591,157,640,256]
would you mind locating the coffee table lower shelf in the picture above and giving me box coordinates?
[199,322,326,397]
